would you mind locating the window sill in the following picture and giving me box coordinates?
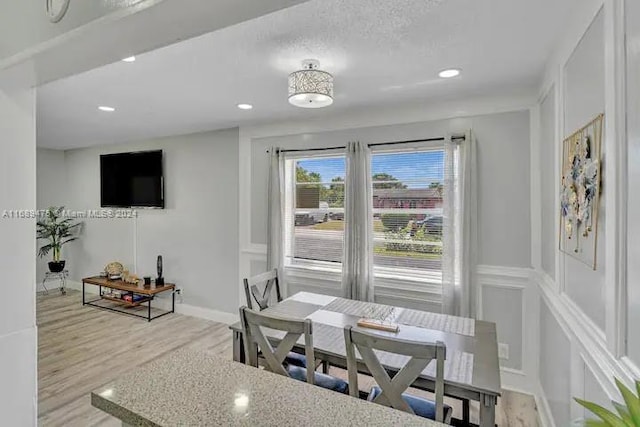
[284,261,443,298]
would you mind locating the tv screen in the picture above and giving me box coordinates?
[100,150,164,208]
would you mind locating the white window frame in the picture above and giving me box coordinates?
[283,150,345,271]
[369,141,446,290]
[282,141,446,296]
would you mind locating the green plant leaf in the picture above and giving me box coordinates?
[575,398,628,427]
[585,420,610,427]
[615,379,640,427]
[611,401,634,427]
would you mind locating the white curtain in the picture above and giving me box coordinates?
[267,147,285,278]
[342,141,375,301]
[442,131,477,317]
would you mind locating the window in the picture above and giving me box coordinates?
[283,145,445,281]
[372,148,444,276]
[284,155,346,266]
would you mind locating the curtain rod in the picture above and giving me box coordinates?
[266,136,464,154]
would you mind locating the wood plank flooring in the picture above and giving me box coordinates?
[37,290,231,426]
[37,290,538,426]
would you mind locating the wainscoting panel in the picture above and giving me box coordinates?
[534,269,634,427]
[476,265,536,394]
[539,298,572,427]
[482,286,523,371]
[249,259,268,277]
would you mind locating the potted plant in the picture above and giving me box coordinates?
[37,207,81,273]
[575,378,640,426]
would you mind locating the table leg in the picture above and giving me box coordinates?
[82,281,85,305]
[479,394,496,427]
[61,274,67,295]
[233,330,245,363]
[171,291,175,313]
[41,277,49,295]
[463,399,470,426]
[148,298,152,322]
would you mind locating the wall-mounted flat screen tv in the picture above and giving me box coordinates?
[100,150,164,208]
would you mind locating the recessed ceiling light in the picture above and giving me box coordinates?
[122,56,136,63]
[237,103,253,110]
[439,68,461,79]
[98,106,116,112]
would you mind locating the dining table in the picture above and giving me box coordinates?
[229,292,501,427]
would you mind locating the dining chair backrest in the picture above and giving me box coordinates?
[343,325,447,423]
[239,306,315,384]
[243,269,282,311]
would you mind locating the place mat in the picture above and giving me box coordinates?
[323,297,475,337]
[263,299,323,319]
[322,298,401,321]
[289,292,337,306]
[396,309,475,337]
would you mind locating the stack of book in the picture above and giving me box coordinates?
[102,289,125,299]
[122,294,147,303]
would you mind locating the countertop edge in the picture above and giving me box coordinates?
[92,391,160,427]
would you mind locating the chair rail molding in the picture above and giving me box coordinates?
[535,269,634,399]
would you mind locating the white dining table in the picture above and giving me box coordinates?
[230,292,502,427]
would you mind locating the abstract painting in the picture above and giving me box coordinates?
[559,113,604,269]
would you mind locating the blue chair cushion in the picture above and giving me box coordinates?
[287,365,349,394]
[284,351,307,368]
[257,351,307,368]
[368,386,452,421]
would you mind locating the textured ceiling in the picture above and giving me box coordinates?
[37,0,579,149]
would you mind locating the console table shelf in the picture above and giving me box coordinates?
[100,294,152,307]
[82,276,175,322]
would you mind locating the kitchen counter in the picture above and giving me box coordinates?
[92,348,442,426]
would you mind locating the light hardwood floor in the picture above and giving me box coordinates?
[37,290,538,426]
[37,290,232,426]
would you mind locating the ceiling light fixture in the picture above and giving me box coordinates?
[438,68,461,79]
[98,106,116,112]
[122,56,136,63]
[237,103,253,110]
[288,59,334,109]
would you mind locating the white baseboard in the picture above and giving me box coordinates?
[175,304,239,325]
[47,280,239,325]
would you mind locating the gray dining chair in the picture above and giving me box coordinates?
[242,269,329,373]
[343,325,452,424]
[243,269,282,311]
[239,306,349,394]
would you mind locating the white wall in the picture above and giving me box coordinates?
[533,1,636,425]
[562,9,607,330]
[249,111,531,268]
[58,128,240,314]
[539,87,556,279]
[0,63,37,426]
[36,149,66,287]
[624,0,640,371]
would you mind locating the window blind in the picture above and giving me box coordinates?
[283,147,445,275]
[285,155,346,264]
[371,148,444,273]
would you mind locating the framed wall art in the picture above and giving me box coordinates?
[559,113,604,269]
